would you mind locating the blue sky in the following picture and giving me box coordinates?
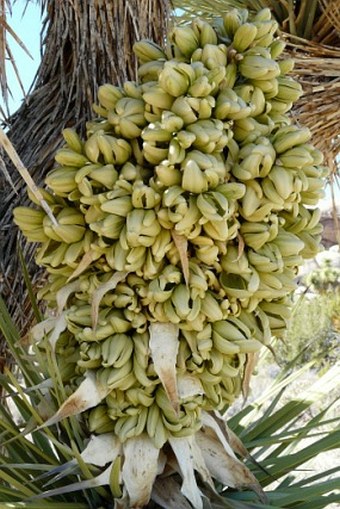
[1,1,338,208]
[1,0,42,114]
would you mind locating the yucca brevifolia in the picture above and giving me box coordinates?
[0,0,170,366]
[13,7,328,507]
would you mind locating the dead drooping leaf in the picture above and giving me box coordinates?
[91,271,127,329]
[189,434,215,489]
[242,352,259,400]
[0,127,57,225]
[149,322,179,413]
[82,433,121,466]
[205,411,250,460]
[33,433,122,488]
[201,411,237,459]
[30,317,58,343]
[169,436,203,509]
[196,430,266,503]
[122,434,161,508]
[171,231,190,286]
[177,373,204,400]
[56,280,81,315]
[29,313,67,351]
[224,421,250,460]
[152,477,192,509]
[237,232,245,260]
[67,250,99,281]
[39,371,110,428]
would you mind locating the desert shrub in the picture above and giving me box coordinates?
[275,291,340,370]
[305,259,340,293]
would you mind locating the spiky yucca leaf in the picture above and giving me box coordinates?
[1,295,339,508]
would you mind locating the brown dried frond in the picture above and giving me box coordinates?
[315,0,340,45]
[283,34,340,175]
